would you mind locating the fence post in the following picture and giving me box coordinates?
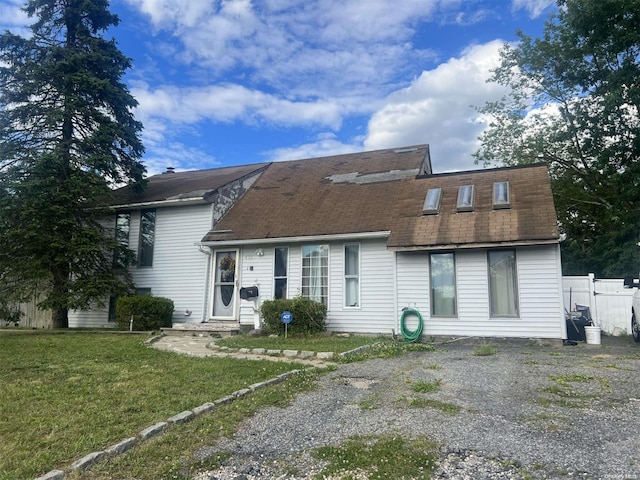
[588,273,598,327]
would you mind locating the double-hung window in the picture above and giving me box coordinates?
[274,247,288,299]
[302,245,328,306]
[430,253,457,316]
[344,244,360,308]
[488,250,519,317]
[138,209,156,267]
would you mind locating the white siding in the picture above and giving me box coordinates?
[327,240,396,334]
[237,246,274,326]
[71,204,213,327]
[130,204,212,324]
[517,245,565,338]
[396,251,430,332]
[395,245,564,339]
[235,239,396,333]
[69,300,111,328]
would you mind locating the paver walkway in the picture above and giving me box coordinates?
[150,335,333,366]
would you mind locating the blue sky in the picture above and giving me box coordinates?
[0,0,556,175]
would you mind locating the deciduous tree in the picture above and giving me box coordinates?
[475,0,640,277]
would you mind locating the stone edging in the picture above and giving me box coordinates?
[34,340,377,480]
[33,369,305,480]
[207,340,377,361]
[208,342,338,360]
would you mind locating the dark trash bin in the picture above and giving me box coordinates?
[566,316,590,342]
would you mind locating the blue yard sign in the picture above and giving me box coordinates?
[281,310,292,338]
[281,311,293,324]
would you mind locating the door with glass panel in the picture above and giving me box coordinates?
[212,250,238,318]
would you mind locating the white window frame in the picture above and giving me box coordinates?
[301,244,329,307]
[488,249,520,318]
[429,252,457,317]
[343,243,361,309]
[273,246,289,299]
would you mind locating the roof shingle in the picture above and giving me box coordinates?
[201,145,559,249]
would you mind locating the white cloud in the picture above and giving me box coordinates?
[123,0,446,99]
[142,141,220,175]
[265,133,362,162]
[0,0,31,36]
[511,0,555,18]
[364,40,509,172]
[131,82,344,129]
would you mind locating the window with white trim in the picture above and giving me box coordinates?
[430,253,457,316]
[344,244,360,307]
[274,247,288,299]
[488,250,519,317]
[302,245,329,306]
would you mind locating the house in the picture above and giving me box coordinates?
[68,162,270,327]
[70,144,566,340]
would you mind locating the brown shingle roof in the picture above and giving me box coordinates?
[201,145,559,249]
[110,163,269,206]
[387,164,559,249]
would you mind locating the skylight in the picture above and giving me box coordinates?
[457,185,475,212]
[422,188,442,215]
[493,181,511,209]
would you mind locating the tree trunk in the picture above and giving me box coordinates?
[51,308,69,329]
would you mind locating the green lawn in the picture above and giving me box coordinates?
[216,332,388,353]
[0,332,305,479]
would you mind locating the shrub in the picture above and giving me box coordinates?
[260,296,326,335]
[115,295,174,331]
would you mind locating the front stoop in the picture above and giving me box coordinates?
[161,322,241,338]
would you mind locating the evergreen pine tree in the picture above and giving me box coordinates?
[0,0,146,327]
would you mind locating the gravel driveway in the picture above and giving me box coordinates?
[196,338,640,479]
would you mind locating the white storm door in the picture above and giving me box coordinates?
[212,250,238,319]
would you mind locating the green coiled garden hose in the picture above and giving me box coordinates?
[400,307,423,343]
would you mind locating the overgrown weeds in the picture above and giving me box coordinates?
[311,433,439,480]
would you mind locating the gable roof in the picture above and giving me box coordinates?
[110,163,269,208]
[201,145,559,250]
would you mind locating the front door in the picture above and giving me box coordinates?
[212,250,238,319]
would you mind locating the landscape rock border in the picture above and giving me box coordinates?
[33,338,378,480]
[33,369,304,480]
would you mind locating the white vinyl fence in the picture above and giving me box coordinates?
[562,274,634,336]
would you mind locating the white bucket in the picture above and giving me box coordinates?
[584,326,601,345]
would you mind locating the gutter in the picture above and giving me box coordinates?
[111,197,209,210]
[388,238,560,252]
[199,231,392,247]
